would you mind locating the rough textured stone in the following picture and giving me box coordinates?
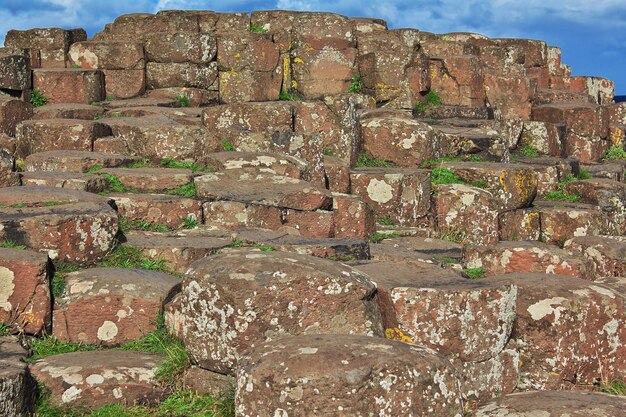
[476,390,626,417]
[0,97,33,137]
[167,250,383,374]
[145,62,218,90]
[0,248,50,335]
[53,268,180,346]
[111,193,202,229]
[24,150,135,173]
[464,241,585,278]
[29,351,165,409]
[236,334,464,417]
[0,51,30,90]
[332,193,376,239]
[68,41,145,70]
[534,200,605,245]
[0,336,37,416]
[21,171,107,193]
[0,187,118,265]
[564,235,626,281]
[33,69,105,104]
[32,103,105,120]
[489,273,626,389]
[99,167,194,192]
[566,178,626,235]
[205,152,309,180]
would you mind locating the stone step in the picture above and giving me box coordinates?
[0,186,118,265]
[236,334,464,416]
[101,96,179,109]
[0,248,51,335]
[564,235,626,280]
[415,104,493,120]
[518,120,566,157]
[24,150,136,173]
[476,391,626,417]
[579,160,626,182]
[32,103,105,120]
[21,171,106,193]
[15,119,111,158]
[565,178,626,235]
[0,336,36,415]
[122,230,231,273]
[53,268,180,346]
[486,273,625,390]
[463,240,585,278]
[534,87,594,105]
[205,151,309,180]
[99,167,196,192]
[5,27,86,68]
[166,250,382,374]
[33,68,105,104]
[111,192,202,229]
[146,87,217,107]
[29,350,165,409]
[103,105,203,125]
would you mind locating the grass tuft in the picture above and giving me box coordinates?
[221,141,236,152]
[464,267,485,279]
[415,90,442,113]
[0,240,27,250]
[175,95,190,108]
[119,217,170,233]
[348,74,362,93]
[600,380,626,396]
[577,169,593,180]
[164,183,197,198]
[603,144,626,161]
[251,243,276,252]
[181,215,199,230]
[98,245,173,274]
[85,165,103,174]
[160,158,210,173]
[355,152,397,168]
[419,155,484,169]
[278,89,302,101]
[250,23,268,33]
[30,89,48,107]
[0,322,13,336]
[431,167,464,186]
[27,337,99,363]
[544,174,581,202]
[516,145,539,158]
[433,255,458,265]
[101,173,130,193]
[369,232,402,243]
[436,228,467,244]
[377,216,395,226]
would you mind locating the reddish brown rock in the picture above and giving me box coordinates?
[0,248,50,335]
[535,200,605,245]
[518,121,565,157]
[0,187,118,265]
[0,50,31,90]
[0,336,37,416]
[68,41,145,70]
[292,45,357,99]
[282,208,335,238]
[564,236,626,280]
[323,156,350,193]
[484,75,534,120]
[0,96,33,137]
[441,162,538,211]
[236,334,463,417]
[429,55,485,107]
[464,241,585,278]
[567,75,614,105]
[360,109,446,166]
[350,168,432,227]
[434,184,499,245]
[99,167,194,192]
[32,103,105,120]
[332,193,375,239]
[21,171,107,193]
[122,231,231,274]
[33,69,105,104]
[205,152,309,180]
[111,193,202,229]
[195,171,332,211]
[182,366,234,397]
[145,32,216,64]
[167,250,383,373]
[101,69,146,99]
[24,150,135,173]
[29,351,165,409]
[488,273,626,389]
[203,201,284,232]
[476,390,626,417]
[15,119,111,158]
[565,178,626,235]
[498,209,541,241]
[145,62,218,90]
[53,268,180,346]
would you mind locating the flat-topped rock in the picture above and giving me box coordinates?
[0,187,118,265]
[29,350,165,409]
[236,334,464,417]
[205,151,309,180]
[379,236,463,260]
[111,193,202,229]
[0,248,51,335]
[53,268,180,346]
[122,230,231,273]
[565,235,626,280]
[195,171,332,211]
[24,150,137,173]
[476,390,626,417]
[167,249,383,374]
[33,68,105,104]
[0,336,37,416]
[440,161,538,210]
[100,167,195,192]
[487,273,626,389]
[464,240,585,278]
[32,103,105,120]
[21,171,107,193]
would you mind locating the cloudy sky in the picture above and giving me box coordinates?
[1,0,625,94]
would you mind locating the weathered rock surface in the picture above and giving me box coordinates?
[236,334,464,417]
[167,250,383,374]
[0,336,37,417]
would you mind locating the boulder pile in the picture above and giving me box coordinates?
[0,9,625,416]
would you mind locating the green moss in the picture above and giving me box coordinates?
[376,216,395,226]
[251,243,276,252]
[101,173,130,193]
[600,380,626,396]
[0,203,27,209]
[0,240,27,250]
[119,217,170,233]
[175,95,190,108]
[250,23,268,33]
[30,89,48,107]
[432,255,458,265]
[125,160,153,169]
[355,152,397,168]
[323,148,335,157]
[415,90,442,113]
[329,254,356,262]
[98,245,173,274]
[221,141,236,152]
[164,183,197,198]
[85,165,103,174]
[603,144,626,161]
[431,167,464,185]
[279,89,302,101]
[577,169,593,180]
[369,232,402,243]
[464,267,485,279]
[348,74,362,93]
[160,158,210,173]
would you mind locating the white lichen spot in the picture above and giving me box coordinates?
[97,320,119,341]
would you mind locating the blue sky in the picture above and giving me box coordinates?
[1,0,625,94]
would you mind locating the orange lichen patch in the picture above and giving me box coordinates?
[385,327,415,344]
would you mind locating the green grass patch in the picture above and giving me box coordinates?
[348,74,362,93]
[0,203,27,209]
[101,173,130,193]
[228,240,275,252]
[433,255,458,265]
[125,160,153,169]
[119,217,170,233]
[329,254,356,262]
[0,240,27,250]
[355,152,398,168]
[44,201,65,207]
[436,228,467,244]
[544,190,581,203]
[419,155,484,169]
[160,158,210,173]
[464,267,485,279]
[221,141,236,152]
[230,239,244,248]
[164,183,197,198]
[181,215,199,230]
[85,165,103,174]
[250,23,268,33]
[251,243,276,252]
[111,112,130,118]
[515,145,539,158]
[323,148,335,157]
[377,216,395,226]
[369,232,402,243]
[600,380,626,396]
[51,264,81,298]
[415,90,442,113]
[98,245,172,274]
[431,167,464,185]
[30,89,48,107]
[604,144,626,161]
[577,169,593,180]
[15,159,25,172]
[27,337,99,363]
[278,89,302,101]
[0,322,13,336]
[175,95,190,108]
